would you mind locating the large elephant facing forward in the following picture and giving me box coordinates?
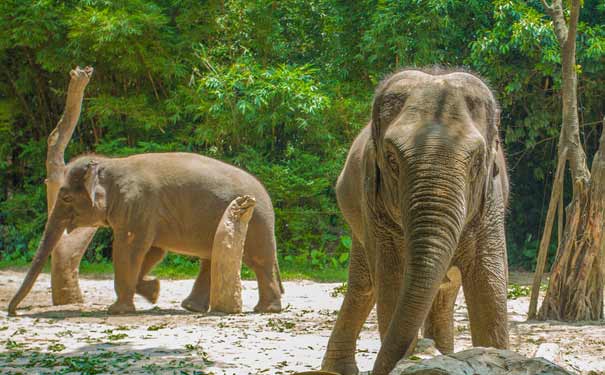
[9,153,283,316]
[322,69,509,375]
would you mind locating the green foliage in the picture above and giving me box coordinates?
[508,232,558,271]
[1,0,605,274]
[330,282,348,298]
[507,283,531,299]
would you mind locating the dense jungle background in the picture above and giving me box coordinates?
[1,0,605,279]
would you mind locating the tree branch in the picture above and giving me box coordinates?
[44,66,96,306]
[540,0,553,14]
[543,0,569,45]
[528,147,569,319]
[45,66,93,209]
[567,0,581,49]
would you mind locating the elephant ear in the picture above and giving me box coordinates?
[83,160,99,207]
[479,109,501,215]
[363,138,380,208]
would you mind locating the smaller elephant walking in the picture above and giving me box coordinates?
[210,195,256,314]
[8,152,283,316]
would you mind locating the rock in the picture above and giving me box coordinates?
[414,338,440,358]
[390,347,575,375]
[534,343,561,362]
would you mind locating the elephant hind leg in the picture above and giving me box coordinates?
[322,236,375,375]
[242,225,282,313]
[249,261,282,313]
[182,259,211,313]
[423,266,462,354]
[136,246,166,304]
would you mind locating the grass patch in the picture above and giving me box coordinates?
[0,258,31,270]
[0,254,349,282]
[279,263,348,282]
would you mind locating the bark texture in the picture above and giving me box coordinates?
[46,66,96,305]
[210,195,256,313]
[529,0,605,321]
[538,129,605,320]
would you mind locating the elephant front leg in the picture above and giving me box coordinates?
[423,266,462,354]
[109,231,152,315]
[375,235,405,341]
[182,259,211,313]
[461,204,509,349]
[322,237,375,375]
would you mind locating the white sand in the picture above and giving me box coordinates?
[0,271,603,374]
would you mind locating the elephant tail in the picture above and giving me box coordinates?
[274,261,284,294]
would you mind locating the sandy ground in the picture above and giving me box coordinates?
[0,271,604,374]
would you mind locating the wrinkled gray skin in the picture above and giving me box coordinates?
[9,153,283,316]
[321,69,509,375]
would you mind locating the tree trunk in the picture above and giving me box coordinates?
[538,128,605,320]
[533,0,604,321]
[46,67,97,305]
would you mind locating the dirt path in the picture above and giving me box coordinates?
[1,271,604,374]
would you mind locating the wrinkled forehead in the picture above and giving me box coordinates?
[379,70,494,104]
[373,70,498,146]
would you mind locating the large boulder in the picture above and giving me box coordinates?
[390,347,575,375]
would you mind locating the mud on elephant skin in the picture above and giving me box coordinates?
[8,152,284,316]
[322,68,509,375]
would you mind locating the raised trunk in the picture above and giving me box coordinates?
[8,206,68,315]
[373,172,465,374]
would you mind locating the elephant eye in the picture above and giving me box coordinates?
[61,194,73,203]
[386,152,399,174]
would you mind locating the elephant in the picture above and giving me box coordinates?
[321,69,509,375]
[8,152,283,316]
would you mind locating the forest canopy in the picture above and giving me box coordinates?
[1,0,605,273]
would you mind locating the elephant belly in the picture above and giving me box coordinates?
[152,224,214,259]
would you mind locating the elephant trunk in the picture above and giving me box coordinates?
[8,205,69,316]
[374,166,465,374]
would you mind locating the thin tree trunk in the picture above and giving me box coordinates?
[528,148,567,318]
[46,67,97,305]
[534,0,604,321]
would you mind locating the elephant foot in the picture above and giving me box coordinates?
[136,278,160,304]
[181,296,209,313]
[108,301,136,315]
[321,356,359,375]
[253,299,282,313]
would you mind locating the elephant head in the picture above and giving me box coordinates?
[8,156,108,315]
[368,70,501,373]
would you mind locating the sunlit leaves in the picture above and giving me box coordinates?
[194,57,330,155]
